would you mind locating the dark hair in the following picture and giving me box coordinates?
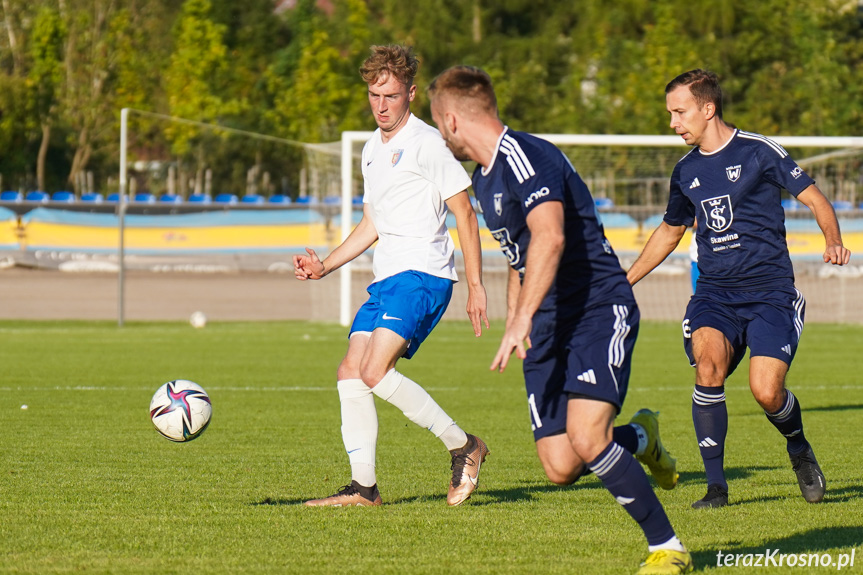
[666,69,723,119]
[359,44,419,86]
[428,65,497,115]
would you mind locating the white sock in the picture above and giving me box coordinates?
[338,379,378,487]
[631,423,648,456]
[648,535,686,553]
[372,369,468,451]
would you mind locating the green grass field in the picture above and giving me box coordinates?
[1,320,861,574]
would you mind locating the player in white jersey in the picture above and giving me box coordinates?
[293,45,489,507]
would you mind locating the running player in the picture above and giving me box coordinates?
[294,45,489,507]
[627,69,851,509]
[429,65,692,575]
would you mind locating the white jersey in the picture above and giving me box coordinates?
[361,113,471,282]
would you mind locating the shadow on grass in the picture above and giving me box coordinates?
[802,403,863,413]
[691,526,862,572]
[675,465,780,488]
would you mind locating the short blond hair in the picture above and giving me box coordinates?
[359,44,419,86]
[428,66,498,116]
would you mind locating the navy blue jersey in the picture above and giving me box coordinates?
[663,130,815,291]
[472,129,634,313]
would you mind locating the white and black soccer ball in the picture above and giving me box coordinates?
[149,380,212,442]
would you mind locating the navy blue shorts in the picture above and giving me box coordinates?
[350,270,453,359]
[682,287,805,376]
[523,302,640,441]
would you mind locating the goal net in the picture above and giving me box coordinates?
[334,132,863,326]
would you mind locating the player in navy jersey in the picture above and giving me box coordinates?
[430,66,693,575]
[627,69,850,509]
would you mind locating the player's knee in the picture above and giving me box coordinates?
[542,461,585,486]
[336,359,360,382]
[358,365,387,388]
[695,360,726,386]
[753,387,784,413]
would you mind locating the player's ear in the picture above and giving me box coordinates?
[703,101,716,121]
[408,84,417,102]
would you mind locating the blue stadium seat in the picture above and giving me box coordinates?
[52,191,76,203]
[134,192,156,204]
[352,196,364,206]
[1,191,22,202]
[781,198,801,211]
[25,191,49,203]
[159,194,183,204]
[81,192,104,203]
[241,194,265,204]
[594,197,614,209]
[294,196,317,205]
[323,195,341,205]
[268,194,292,204]
[214,193,239,205]
[832,200,853,211]
[188,193,212,204]
[106,193,121,202]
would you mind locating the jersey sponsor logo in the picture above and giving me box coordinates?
[494,192,503,215]
[689,177,701,189]
[490,227,521,266]
[524,186,550,208]
[391,149,404,167]
[725,164,742,182]
[790,166,803,179]
[701,194,733,232]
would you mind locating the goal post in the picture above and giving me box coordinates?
[339,131,863,326]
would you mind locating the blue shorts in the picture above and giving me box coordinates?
[682,287,805,376]
[350,270,453,359]
[523,302,640,441]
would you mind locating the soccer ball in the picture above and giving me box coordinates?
[189,311,207,328]
[149,380,212,442]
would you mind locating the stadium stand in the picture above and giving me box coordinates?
[1,191,22,202]
[214,193,239,205]
[241,194,265,204]
[188,193,212,204]
[25,191,49,203]
[81,192,103,203]
[52,191,76,203]
[159,194,183,203]
[133,193,156,203]
[268,194,291,204]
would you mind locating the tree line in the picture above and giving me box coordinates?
[1,0,861,195]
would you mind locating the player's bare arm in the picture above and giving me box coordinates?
[293,204,379,281]
[626,221,687,285]
[796,184,851,266]
[491,200,564,373]
[505,266,521,325]
[446,189,489,336]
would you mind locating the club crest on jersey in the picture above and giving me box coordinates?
[725,164,742,182]
[493,192,503,215]
[391,149,404,167]
[701,195,733,232]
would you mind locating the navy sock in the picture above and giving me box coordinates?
[765,390,808,454]
[612,424,639,454]
[692,384,728,490]
[588,441,676,546]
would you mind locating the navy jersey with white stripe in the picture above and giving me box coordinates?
[472,128,634,313]
[663,130,815,290]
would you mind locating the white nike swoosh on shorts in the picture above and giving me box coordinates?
[382,313,402,321]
